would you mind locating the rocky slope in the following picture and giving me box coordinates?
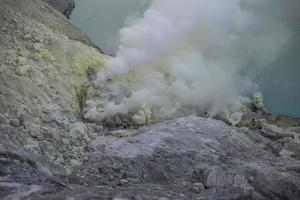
[0,0,106,182]
[0,0,300,199]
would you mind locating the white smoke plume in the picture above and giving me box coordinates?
[88,0,292,123]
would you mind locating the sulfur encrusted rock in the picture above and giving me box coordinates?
[252,92,264,109]
[0,0,105,183]
[132,104,152,125]
[132,110,147,125]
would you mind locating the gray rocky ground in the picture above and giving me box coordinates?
[0,0,300,199]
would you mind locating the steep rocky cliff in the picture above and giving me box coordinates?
[0,0,106,180]
[0,0,300,199]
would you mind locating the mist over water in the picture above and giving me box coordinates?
[256,3,300,117]
[71,0,148,54]
[71,0,300,119]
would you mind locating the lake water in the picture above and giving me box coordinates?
[71,0,300,117]
[70,0,148,54]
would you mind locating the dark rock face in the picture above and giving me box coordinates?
[78,117,300,200]
[1,117,300,199]
[42,0,75,18]
[0,0,300,199]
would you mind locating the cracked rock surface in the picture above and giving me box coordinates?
[1,117,300,200]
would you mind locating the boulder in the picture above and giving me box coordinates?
[252,92,264,109]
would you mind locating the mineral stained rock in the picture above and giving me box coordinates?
[252,92,264,110]
[0,0,300,199]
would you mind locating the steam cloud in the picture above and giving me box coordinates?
[88,0,292,123]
